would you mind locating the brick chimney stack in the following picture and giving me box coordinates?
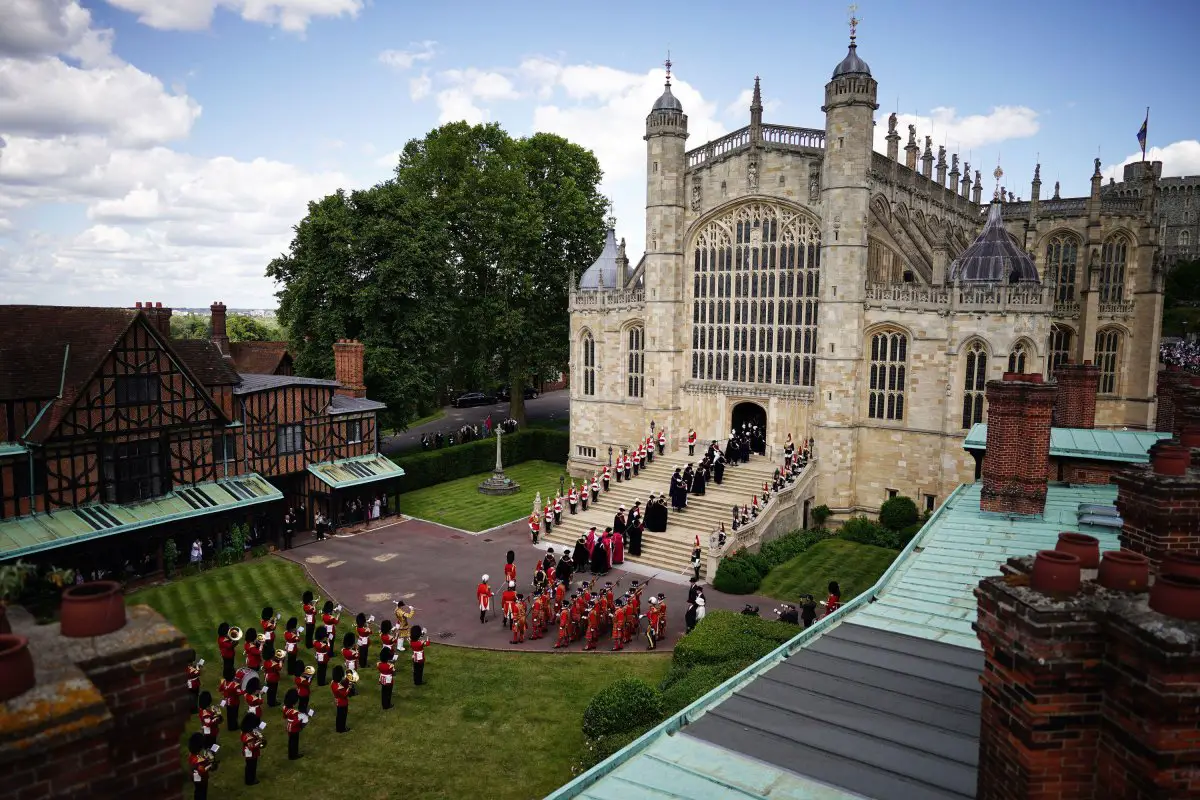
[980,372,1058,516]
[332,339,366,398]
[1114,439,1200,566]
[1154,366,1190,433]
[134,301,173,339]
[210,301,229,357]
[1052,360,1100,429]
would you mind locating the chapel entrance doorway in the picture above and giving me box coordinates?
[731,401,767,454]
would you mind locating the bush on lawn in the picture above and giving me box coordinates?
[392,429,568,491]
[672,610,797,669]
[811,504,832,528]
[838,515,900,550]
[879,495,919,531]
[659,659,750,714]
[574,723,658,774]
[897,522,924,548]
[712,552,762,594]
[581,678,664,739]
[759,530,830,570]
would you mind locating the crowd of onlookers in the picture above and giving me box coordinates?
[420,416,520,449]
[1160,337,1200,372]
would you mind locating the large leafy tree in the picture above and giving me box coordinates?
[268,122,605,426]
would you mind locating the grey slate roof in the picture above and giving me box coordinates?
[327,395,387,414]
[685,621,982,800]
[579,226,620,290]
[652,82,683,112]
[832,42,871,78]
[233,372,340,395]
[949,203,1040,284]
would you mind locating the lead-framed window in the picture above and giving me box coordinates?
[962,340,987,429]
[868,330,907,421]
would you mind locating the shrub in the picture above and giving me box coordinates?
[250,545,269,559]
[759,530,830,570]
[581,678,664,739]
[672,611,796,669]
[218,547,240,567]
[575,723,657,773]
[392,429,569,492]
[712,554,761,594]
[897,522,924,548]
[839,515,900,549]
[659,660,749,714]
[879,495,919,531]
[811,504,832,528]
[737,548,771,578]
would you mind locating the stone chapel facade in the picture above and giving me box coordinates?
[567,33,1166,519]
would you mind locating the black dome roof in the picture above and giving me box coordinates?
[949,203,1040,284]
[832,43,871,78]
[652,83,683,112]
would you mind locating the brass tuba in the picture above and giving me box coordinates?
[345,669,360,685]
[228,626,244,642]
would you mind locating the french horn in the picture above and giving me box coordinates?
[228,626,244,642]
[345,669,360,685]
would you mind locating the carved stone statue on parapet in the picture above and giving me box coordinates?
[907,124,916,146]
[747,160,759,191]
[888,112,898,134]
[924,135,932,151]
[952,154,959,171]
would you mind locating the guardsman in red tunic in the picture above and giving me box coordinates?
[260,606,278,650]
[501,581,517,629]
[283,616,302,676]
[645,598,660,649]
[655,593,668,642]
[302,590,317,649]
[282,688,308,760]
[242,628,262,671]
[410,625,429,685]
[340,631,358,675]
[330,665,351,733]
[186,658,203,712]
[321,601,341,645]
[554,603,572,648]
[688,428,697,456]
[543,502,553,536]
[217,622,236,680]
[312,625,331,686]
[569,593,583,642]
[658,428,667,455]
[568,484,578,514]
[293,664,314,713]
[378,646,396,710]
[591,474,600,503]
[511,593,528,643]
[614,453,623,483]
[583,602,600,651]
[602,464,611,492]
[263,650,283,707]
[596,587,609,633]
[554,579,566,615]
[477,574,494,624]
[243,676,265,719]
[197,690,221,748]
[355,612,373,669]
[529,592,545,640]
[504,550,517,585]
[239,713,265,786]
[187,732,217,800]
[528,511,540,544]
[611,600,627,651]
[553,495,563,525]
[219,674,242,732]
[379,619,399,656]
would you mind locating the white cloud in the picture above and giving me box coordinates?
[1103,140,1200,182]
[409,72,432,101]
[435,88,488,125]
[375,150,402,169]
[724,87,780,120]
[873,106,1040,156]
[104,0,363,33]
[0,0,92,59]
[379,40,437,71]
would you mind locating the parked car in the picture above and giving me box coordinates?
[452,391,495,408]
[497,386,539,401]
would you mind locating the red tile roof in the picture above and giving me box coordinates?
[229,341,292,375]
[172,340,241,386]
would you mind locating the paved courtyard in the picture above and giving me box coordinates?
[278,515,777,653]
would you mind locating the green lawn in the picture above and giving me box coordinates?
[130,558,668,800]
[398,459,570,531]
[757,538,899,603]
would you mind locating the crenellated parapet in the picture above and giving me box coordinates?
[685,123,824,169]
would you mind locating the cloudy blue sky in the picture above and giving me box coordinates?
[2,0,1197,308]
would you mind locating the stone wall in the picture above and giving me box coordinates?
[0,604,193,800]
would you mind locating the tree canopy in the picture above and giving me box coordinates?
[267,122,606,425]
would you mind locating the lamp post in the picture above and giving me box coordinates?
[559,475,565,496]
[607,446,613,466]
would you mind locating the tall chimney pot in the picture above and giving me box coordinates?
[980,373,1058,516]
[210,301,230,357]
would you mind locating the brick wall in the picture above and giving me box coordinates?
[333,339,366,398]
[1114,453,1200,565]
[0,604,194,800]
[1053,361,1100,429]
[1057,457,1121,485]
[980,373,1058,515]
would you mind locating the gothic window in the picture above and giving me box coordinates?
[1048,324,1073,376]
[626,325,644,398]
[581,331,596,396]
[1181,230,1191,247]
[868,330,907,421]
[1007,341,1029,374]
[962,341,988,429]
[1044,234,1079,302]
[868,238,904,283]
[689,202,820,387]
[1095,329,1122,394]
[1099,235,1129,302]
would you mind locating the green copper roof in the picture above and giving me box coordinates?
[0,443,29,458]
[548,480,1128,799]
[963,423,1169,463]
[306,453,405,490]
[0,473,282,560]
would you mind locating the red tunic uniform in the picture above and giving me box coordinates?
[378,661,395,685]
[331,681,351,707]
[380,631,399,652]
[322,612,339,639]
[555,608,571,647]
[218,635,235,661]
[477,582,493,612]
[356,625,371,649]
[303,602,317,627]
[199,706,221,738]
[186,664,201,691]
[504,563,517,584]
[611,606,626,650]
[284,629,301,655]
[241,730,263,760]
[260,618,277,648]
[293,673,312,698]
[501,588,517,622]
[243,640,262,669]
[263,658,282,687]
[244,691,264,719]
[824,594,841,615]
[340,646,358,672]
[313,639,331,665]
[410,638,428,664]
[584,607,600,650]
[283,706,304,734]
[219,677,241,711]
[189,752,214,787]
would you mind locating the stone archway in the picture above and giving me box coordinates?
[731,401,767,455]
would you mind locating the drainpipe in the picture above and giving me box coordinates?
[20,344,70,516]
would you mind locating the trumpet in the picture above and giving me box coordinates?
[251,727,267,748]
[255,633,266,644]
[228,626,244,642]
[197,749,219,771]
[207,704,225,725]
[345,669,360,685]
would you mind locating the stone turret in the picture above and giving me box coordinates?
[749,76,763,142]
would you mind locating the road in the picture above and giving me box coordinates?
[380,389,569,455]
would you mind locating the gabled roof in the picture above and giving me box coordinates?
[229,341,292,375]
[0,306,137,402]
[964,423,1169,464]
[171,339,241,386]
[327,395,387,415]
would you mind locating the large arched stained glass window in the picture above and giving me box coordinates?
[1095,329,1122,395]
[689,202,821,387]
[581,331,596,396]
[868,329,907,421]
[1099,235,1129,302]
[1044,233,1079,302]
[626,325,644,398]
[962,340,987,429]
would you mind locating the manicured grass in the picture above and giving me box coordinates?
[130,557,669,800]
[757,538,898,603]
[398,459,570,531]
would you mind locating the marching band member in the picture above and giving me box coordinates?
[553,494,563,525]
[243,677,265,719]
[282,688,308,760]
[242,627,262,672]
[504,550,517,585]
[239,713,265,786]
[260,606,278,649]
[187,732,217,800]
[186,658,203,712]
[321,600,340,645]
[197,690,221,748]
[393,600,414,651]
[477,574,493,624]
[284,617,302,676]
[340,631,358,675]
[263,650,283,707]
[510,593,527,644]
[822,581,842,616]
[355,612,373,669]
[409,625,430,685]
[501,581,517,629]
[312,625,331,686]
[294,664,314,714]
[378,646,396,710]
[583,601,600,651]
[330,665,352,733]
[614,452,623,483]
[379,619,398,656]
[219,671,242,732]
[217,622,236,680]
[301,590,317,649]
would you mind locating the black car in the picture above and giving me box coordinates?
[452,392,495,408]
[497,386,539,401]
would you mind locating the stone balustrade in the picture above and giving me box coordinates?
[569,288,645,310]
[864,282,1053,313]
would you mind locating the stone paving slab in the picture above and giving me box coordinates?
[277,516,778,653]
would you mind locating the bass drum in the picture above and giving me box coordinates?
[239,669,261,692]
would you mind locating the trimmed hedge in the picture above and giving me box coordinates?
[712,553,762,594]
[391,429,568,491]
[713,530,834,595]
[838,515,900,549]
[897,522,924,548]
[880,495,919,531]
[659,659,749,714]
[575,722,658,773]
[759,530,830,567]
[581,678,664,739]
[672,610,797,669]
